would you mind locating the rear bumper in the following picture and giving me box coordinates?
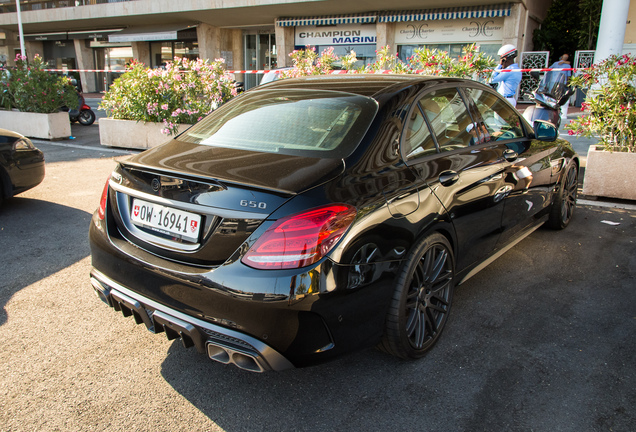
[90,269,295,372]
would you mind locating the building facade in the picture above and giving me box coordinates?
[0,0,555,91]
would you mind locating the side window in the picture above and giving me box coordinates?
[403,103,437,160]
[464,87,525,142]
[420,88,475,152]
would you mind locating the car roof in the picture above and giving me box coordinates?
[0,128,26,140]
[254,74,471,99]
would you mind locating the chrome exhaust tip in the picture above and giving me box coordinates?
[207,344,231,364]
[206,342,265,373]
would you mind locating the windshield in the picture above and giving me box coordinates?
[179,89,378,158]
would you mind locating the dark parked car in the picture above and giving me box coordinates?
[89,75,578,372]
[0,129,45,208]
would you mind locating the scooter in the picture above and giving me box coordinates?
[522,71,575,129]
[68,91,96,126]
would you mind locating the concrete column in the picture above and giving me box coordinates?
[594,0,631,62]
[502,3,526,51]
[131,41,151,65]
[274,25,294,67]
[25,41,44,59]
[376,22,395,53]
[0,30,19,65]
[197,23,219,61]
[198,24,242,69]
[74,39,97,93]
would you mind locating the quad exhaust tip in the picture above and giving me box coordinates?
[207,343,265,373]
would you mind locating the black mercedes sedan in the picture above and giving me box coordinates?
[89,75,578,372]
[0,129,45,208]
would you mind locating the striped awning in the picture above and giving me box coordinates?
[379,3,512,23]
[277,14,377,27]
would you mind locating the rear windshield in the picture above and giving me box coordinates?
[178,89,378,158]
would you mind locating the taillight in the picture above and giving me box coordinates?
[242,204,357,270]
[98,177,110,220]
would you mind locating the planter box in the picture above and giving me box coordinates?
[0,110,71,140]
[583,146,636,200]
[99,118,191,150]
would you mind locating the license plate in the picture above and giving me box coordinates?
[130,198,201,242]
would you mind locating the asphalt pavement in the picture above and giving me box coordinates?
[0,99,634,431]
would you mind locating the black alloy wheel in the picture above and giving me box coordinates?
[78,109,96,126]
[380,233,455,359]
[547,162,578,229]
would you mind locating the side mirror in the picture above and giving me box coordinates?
[533,120,558,141]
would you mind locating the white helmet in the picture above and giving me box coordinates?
[498,44,517,61]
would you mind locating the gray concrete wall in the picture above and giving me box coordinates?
[131,41,151,66]
[74,39,97,93]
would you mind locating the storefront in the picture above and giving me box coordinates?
[108,24,199,69]
[24,32,76,69]
[381,6,511,61]
[277,14,378,68]
[294,23,377,66]
[393,18,505,60]
[276,5,514,68]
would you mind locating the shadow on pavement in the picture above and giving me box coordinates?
[0,197,92,326]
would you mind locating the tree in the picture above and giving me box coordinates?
[533,0,602,63]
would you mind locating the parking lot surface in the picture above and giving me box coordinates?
[0,123,634,431]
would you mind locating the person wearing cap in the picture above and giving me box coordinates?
[490,44,522,107]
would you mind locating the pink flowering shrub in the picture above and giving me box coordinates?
[407,44,495,79]
[280,47,339,78]
[100,57,238,135]
[566,54,636,152]
[0,54,78,113]
[280,44,495,80]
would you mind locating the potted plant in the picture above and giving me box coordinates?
[566,54,636,200]
[0,54,78,140]
[99,57,238,149]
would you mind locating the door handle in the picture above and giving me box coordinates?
[439,170,459,187]
[503,149,518,162]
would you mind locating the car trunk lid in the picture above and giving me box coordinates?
[106,142,344,267]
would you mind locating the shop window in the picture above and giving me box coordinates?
[398,43,498,63]
[244,33,277,90]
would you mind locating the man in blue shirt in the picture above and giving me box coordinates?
[490,44,522,107]
[549,53,572,81]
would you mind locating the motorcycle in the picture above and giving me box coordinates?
[522,70,575,129]
[62,78,96,126]
[68,91,96,126]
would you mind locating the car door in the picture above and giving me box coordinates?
[401,85,510,272]
[461,86,558,247]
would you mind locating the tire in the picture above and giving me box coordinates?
[379,233,455,359]
[547,162,578,230]
[78,109,96,126]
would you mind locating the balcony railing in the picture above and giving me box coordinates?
[0,0,134,13]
